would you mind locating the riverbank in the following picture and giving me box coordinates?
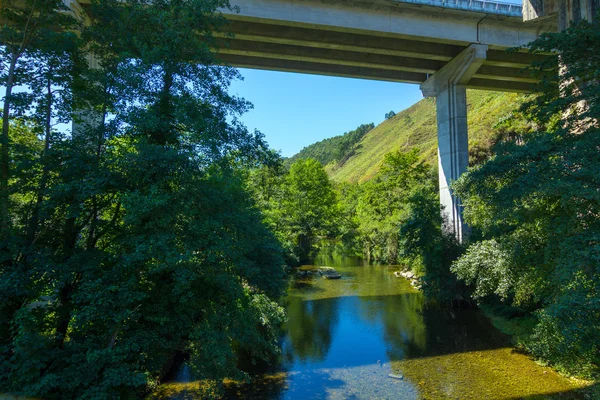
[479,303,537,344]
[479,304,599,400]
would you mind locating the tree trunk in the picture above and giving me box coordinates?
[56,213,80,348]
[151,66,174,145]
[28,71,54,244]
[1,53,17,236]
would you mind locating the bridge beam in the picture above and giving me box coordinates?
[421,44,488,243]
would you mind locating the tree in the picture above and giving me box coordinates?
[334,181,362,257]
[398,183,467,301]
[0,0,80,235]
[355,149,430,263]
[451,14,600,377]
[0,1,288,398]
[274,158,338,263]
[385,110,396,120]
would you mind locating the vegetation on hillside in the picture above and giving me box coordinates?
[285,123,374,168]
[321,91,523,182]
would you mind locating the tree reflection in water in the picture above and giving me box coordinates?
[283,294,340,364]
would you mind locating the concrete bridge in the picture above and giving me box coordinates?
[216,0,559,242]
[66,0,595,242]
[218,0,552,92]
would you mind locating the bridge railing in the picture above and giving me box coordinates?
[397,0,523,17]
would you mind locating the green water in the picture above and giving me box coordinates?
[161,255,589,399]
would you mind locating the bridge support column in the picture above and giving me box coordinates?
[523,0,598,29]
[72,53,101,142]
[420,44,487,243]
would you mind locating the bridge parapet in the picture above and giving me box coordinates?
[397,0,523,17]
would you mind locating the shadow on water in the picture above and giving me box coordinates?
[289,278,326,293]
[283,295,340,364]
[283,293,508,369]
[222,370,347,400]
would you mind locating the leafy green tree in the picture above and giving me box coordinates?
[246,150,287,214]
[355,149,430,263]
[0,0,80,234]
[274,158,338,263]
[398,183,466,301]
[334,181,362,256]
[0,1,288,398]
[385,110,396,120]
[451,14,600,376]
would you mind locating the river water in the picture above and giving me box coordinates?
[160,255,588,399]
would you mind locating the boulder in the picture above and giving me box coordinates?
[318,267,342,280]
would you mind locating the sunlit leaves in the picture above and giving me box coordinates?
[452,14,600,377]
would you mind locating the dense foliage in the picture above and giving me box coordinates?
[285,123,374,168]
[0,1,286,398]
[452,15,600,377]
[332,149,466,300]
[250,158,338,264]
[353,149,432,263]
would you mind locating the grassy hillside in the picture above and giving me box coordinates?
[314,90,524,183]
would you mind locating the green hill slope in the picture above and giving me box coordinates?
[285,123,375,168]
[302,90,523,183]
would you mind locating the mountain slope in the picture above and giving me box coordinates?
[285,123,375,168]
[310,90,524,183]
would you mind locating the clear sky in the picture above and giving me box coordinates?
[228,69,423,158]
[227,0,524,158]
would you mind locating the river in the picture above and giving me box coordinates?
[159,255,589,399]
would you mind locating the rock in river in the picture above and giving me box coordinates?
[317,267,341,280]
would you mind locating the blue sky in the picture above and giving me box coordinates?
[228,0,524,158]
[228,69,423,157]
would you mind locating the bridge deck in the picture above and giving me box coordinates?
[69,0,554,91]
[219,0,556,92]
[217,18,548,92]
[397,0,523,17]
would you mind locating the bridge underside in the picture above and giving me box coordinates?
[214,0,557,243]
[217,0,555,92]
[217,17,545,92]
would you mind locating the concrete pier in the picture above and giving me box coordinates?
[421,45,488,243]
[435,86,470,242]
[523,0,598,28]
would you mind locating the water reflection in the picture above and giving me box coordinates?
[276,260,586,400]
[284,295,340,363]
[277,263,426,399]
[355,294,426,362]
[160,257,589,399]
